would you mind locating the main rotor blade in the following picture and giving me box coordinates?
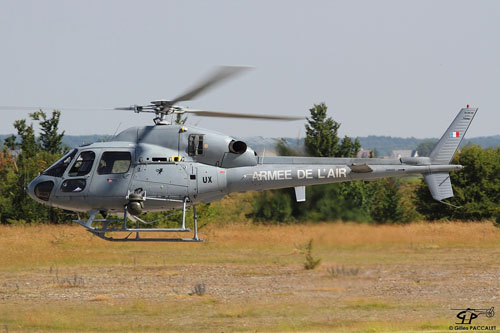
[170,66,251,105]
[0,106,116,111]
[182,109,305,121]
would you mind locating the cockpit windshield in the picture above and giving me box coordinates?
[42,149,77,177]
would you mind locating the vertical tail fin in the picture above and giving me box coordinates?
[429,107,478,164]
[425,107,478,203]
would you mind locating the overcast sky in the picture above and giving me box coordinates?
[0,0,499,139]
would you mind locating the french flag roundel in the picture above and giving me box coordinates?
[450,131,460,138]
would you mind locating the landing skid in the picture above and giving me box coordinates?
[73,198,202,242]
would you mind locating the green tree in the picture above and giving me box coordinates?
[251,103,368,223]
[30,110,65,154]
[338,136,361,158]
[370,178,404,223]
[1,110,69,224]
[0,151,18,222]
[250,102,417,224]
[415,145,500,220]
[304,103,360,159]
[13,119,37,157]
[305,103,340,157]
[3,135,17,151]
[301,104,371,221]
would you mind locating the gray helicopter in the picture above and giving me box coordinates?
[16,67,476,242]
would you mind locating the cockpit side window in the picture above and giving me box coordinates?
[188,134,204,156]
[68,151,96,177]
[97,152,131,175]
[42,149,77,177]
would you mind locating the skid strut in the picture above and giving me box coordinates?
[73,197,202,242]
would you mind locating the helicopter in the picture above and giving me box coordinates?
[3,66,477,242]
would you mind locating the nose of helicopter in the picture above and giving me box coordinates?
[27,176,55,204]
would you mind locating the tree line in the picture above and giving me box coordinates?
[248,103,500,224]
[0,110,72,223]
[0,106,499,225]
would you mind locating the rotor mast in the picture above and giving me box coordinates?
[114,66,304,124]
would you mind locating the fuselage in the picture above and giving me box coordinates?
[27,124,460,214]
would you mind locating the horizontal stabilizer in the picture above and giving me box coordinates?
[424,172,453,201]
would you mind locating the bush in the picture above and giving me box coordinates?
[494,215,500,228]
[247,190,293,223]
[303,239,321,270]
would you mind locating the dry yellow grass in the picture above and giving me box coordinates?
[1,221,498,270]
[89,295,111,302]
[0,221,499,332]
[209,220,500,246]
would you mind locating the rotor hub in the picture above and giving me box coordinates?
[111,66,303,124]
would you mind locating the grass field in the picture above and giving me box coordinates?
[0,222,499,332]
